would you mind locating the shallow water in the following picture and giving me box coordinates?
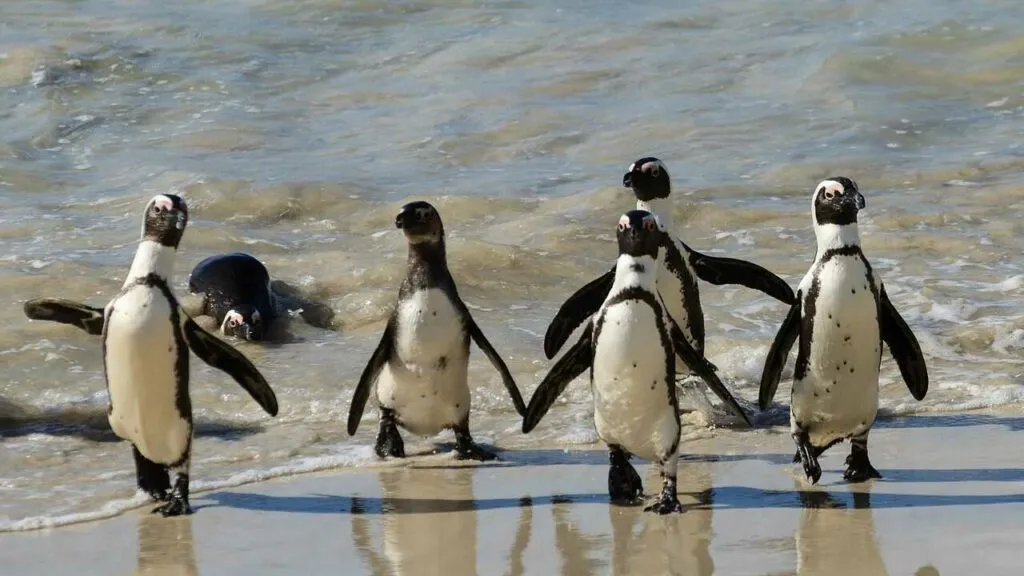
[1,0,1023,528]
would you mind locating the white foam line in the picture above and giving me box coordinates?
[0,448,382,533]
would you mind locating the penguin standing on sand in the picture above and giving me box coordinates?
[347,201,526,461]
[523,210,747,513]
[23,194,278,516]
[188,252,278,341]
[759,178,928,484]
[543,158,794,420]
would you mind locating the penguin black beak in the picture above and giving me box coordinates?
[622,172,633,188]
[855,192,866,210]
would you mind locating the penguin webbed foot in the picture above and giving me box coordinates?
[843,444,882,483]
[644,477,684,515]
[152,472,192,517]
[607,447,644,504]
[792,431,822,484]
[372,416,403,457]
[454,441,498,462]
[453,423,497,461]
[644,491,684,515]
[152,497,193,517]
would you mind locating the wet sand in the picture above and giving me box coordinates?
[2,411,1021,575]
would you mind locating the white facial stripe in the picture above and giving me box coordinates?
[151,195,174,211]
[641,160,664,173]
[627,162,636,172]
[816,180,846,199]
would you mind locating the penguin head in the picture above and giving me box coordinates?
[142,194,188,248]
[623,157,671,202]
[222,305,264,341]
[395,201,444,245]
[812,177,864,226]
[616,209,665,259]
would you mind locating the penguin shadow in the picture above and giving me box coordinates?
[133,512,198,576]
[699,483,1024,511]
[874,412,1024,432]
[0,399,264,442]
[495,448,795,469]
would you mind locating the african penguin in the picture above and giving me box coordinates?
[347,200,526,461]
[758,178,928,484]
[23,194,279,516]
[543,157,794,421]
[523,210,747,514]
[188,252,277,341]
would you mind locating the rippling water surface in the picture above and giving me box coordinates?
[2,0,1023,528]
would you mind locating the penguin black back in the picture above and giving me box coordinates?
[188,253,276,341]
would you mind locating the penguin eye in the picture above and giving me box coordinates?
[152,205,163,214]
[617,223,627,232]
[823,190,835,201]
[643,219,655,231]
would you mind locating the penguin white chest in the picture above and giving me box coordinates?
[377,288,470,436]
[591,301,679,462]
[104,285,191,465]
[793,257,881,445]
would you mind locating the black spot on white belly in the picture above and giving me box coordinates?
[836,321,841,328]
[844,336,850,342]
[632,362,637,368]
[850,367,855,373]
[455,403,460,409]
[432,311,436,317]
[437,356,447,370]
[851,288,856,294]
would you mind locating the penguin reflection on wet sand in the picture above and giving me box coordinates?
[188,252,278,341]
[543,157,794,422]
[347,201,527,461]
[22,194,278,516]
[523,210,747,513]
[759,178,928,484]
[796,489,885,576]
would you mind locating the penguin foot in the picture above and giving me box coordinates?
[644,488,684,515]
[454,442,497,462]
[152,498,193,517]
[843,451,882,483]
[793,432,822,484]
[453,423,497,461]
[375,411,406,459]
[607,447,643,504]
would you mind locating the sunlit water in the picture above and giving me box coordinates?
[2,0,1023,529]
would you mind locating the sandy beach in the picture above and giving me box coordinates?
[3,410,1021,575]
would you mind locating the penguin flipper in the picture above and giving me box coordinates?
[668,321,752,427]
[182,318,279,416]
[468,317,526,417]
[347,321,394,435]
[23,298,105,335]
[759,298,801,411]
[543,267,615,359]
[878,286,928,401]
[686,246,796,305]
[523,323,593,434]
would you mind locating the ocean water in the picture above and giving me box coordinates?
[2,0,1023,530]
